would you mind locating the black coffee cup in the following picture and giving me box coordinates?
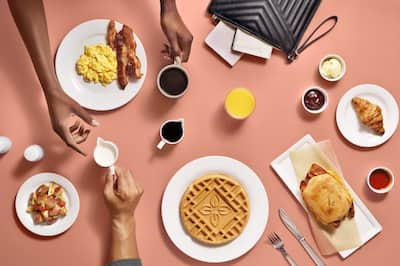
[157,57,189,98]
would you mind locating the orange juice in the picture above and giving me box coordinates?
[224,88,256,119]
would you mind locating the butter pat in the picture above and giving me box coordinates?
[321,58,342,79]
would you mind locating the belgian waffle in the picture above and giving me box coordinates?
[180,173,250,245]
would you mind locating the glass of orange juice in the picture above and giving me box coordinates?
[224,88,256,119]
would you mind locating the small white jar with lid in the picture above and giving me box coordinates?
[24,144,44,162]
[0,136,12,154]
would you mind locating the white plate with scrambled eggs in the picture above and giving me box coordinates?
[55,19,147,111]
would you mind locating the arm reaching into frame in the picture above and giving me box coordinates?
[160,0,193,62]
[104,167,144,266]
[7,0,98,155]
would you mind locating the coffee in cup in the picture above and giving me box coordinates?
[157,57,189,98]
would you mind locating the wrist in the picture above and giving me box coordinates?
[110,214,139,260]
[160,0,177,13]
[40,72,60,94]
[43,80,64,101]
[111,214,136,238]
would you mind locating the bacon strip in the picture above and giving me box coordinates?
[108,20,142,89]
[116,33,128,89]
[121,25,142,79]
[107,20,117,49]
[132,54,142,79]
[306,163,327,180]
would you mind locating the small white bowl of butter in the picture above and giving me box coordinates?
[319,54,346,82]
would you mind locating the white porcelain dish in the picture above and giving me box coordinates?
[319,54,346,81]
[301,87,329,114]
[366,167,395,194]
[161,156,269,263]
[336,84,399,147]
[15,172,80,236]
[55,19,147,111]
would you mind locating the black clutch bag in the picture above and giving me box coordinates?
[208,0,337,62]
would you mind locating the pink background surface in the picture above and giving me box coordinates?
[1,0,399,265]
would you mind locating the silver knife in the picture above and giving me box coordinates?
[279,208,325,266]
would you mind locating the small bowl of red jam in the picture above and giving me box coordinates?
[366,167,395,194]
[301,87,329,114]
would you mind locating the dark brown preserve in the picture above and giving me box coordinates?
[159,68,188,96]
[303,89,325,110]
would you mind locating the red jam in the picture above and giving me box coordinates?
[369,169,391,190]
[303,89,325,111]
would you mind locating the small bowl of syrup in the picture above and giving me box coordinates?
[366,167,395,194]
[301,87,329,114]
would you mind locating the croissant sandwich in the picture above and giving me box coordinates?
[352,97,385,135]
[300,164,354,229]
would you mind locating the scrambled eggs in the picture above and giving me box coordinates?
[76,44,117,86]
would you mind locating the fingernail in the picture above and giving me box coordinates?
[92,119,100,127]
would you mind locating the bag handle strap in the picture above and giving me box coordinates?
[288,16,338,62]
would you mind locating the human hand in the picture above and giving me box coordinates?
[161,1,193,62]
[103,166,144,221]
[46,89,98,156]
[105,166,142,260]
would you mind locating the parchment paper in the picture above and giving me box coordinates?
[290,141,361,255]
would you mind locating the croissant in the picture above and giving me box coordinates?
[352,97,385,135]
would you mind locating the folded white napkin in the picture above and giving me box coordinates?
[205,21,242,67]
[232,28,273,59]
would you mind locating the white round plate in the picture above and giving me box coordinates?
[55,19,147,111]
[15,173,80,236]
[161,156,269,263]
[336,84,399,147]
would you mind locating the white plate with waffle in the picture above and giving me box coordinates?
[161,156,269,263]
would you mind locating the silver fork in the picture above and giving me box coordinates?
[268,232,297,266]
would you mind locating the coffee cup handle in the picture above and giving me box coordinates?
[157,140,166,150]
[174,56,182,65]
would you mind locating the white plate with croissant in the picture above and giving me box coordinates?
[55,19,147,111]
[336,84,399,147]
